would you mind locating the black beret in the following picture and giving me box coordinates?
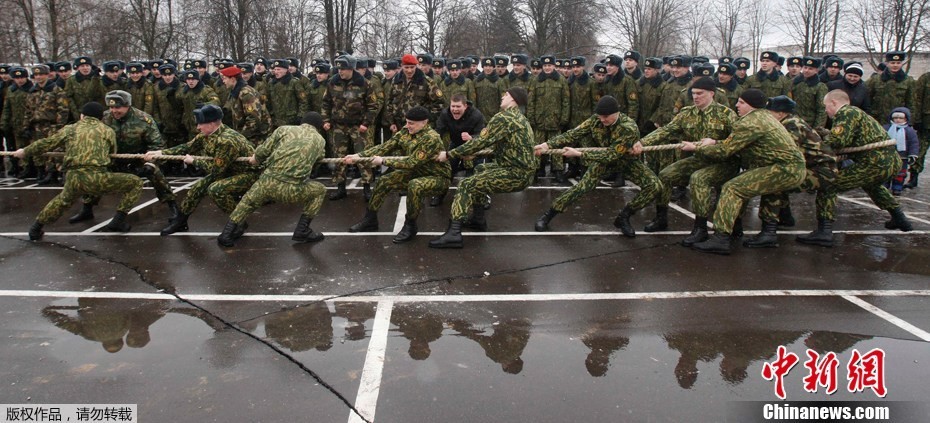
[81,102,105,120]
[740,89,768,109]
[194,104,224,124]
[734,57,751,70]
[417,53,433,64]
[691,76,717,92]
[56,61,72,72]
[507,86,529,107]
[717,63,736,75]
[624,50,642,62]
[643,57,661,69]
[760,51,778,61]
[571,56,586,67]
[405,105,430,121]
[766,95,796,113]
[802,56,822,68]
[494,56,509,66]
[594,95,620,115]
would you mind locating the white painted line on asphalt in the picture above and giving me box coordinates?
[839,195,930,225]
[392,200,406,233]
[348,301,393,423]
[2,230,929,238]
[667,202,697,219]
[842,295,930,342]
[898,197,930,206]
[347,178,360,188]
[83,180,199,233]
[3,289,930,303]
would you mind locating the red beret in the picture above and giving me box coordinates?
[219,66,241,77]
[401,54,418,66]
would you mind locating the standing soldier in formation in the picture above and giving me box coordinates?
[820,57,845,84]
[344,106,451,243]
[601,54,639,121]
[386,54,444,133]
[13,102,143,240]
[218,66,271,146]
[64,57,105,123]
[733,57,751,86]
[505,55,532,91]
[322,55,379,201]
[715,63,743,110]
[210,61,233,105]
[239,63,265,96]
[379,60,399,149]
[432,58,447,85]
[745,51,791,97]
[152,64,186,154]
[868,51,915,126]
[253,58,269,81]
[358,58,385,148]
[494,56,510,79]
[26,65,69,185]
[52,62,71,88]
[440,60,476,107]
[0,64,9,175]
[307,62,330,113]
[100,61,125,91]
[647,55,692,192]
[177,70,220,138]
[124,63,155,116]
[70,90,180,224]
[568,57,598,129]
[2,67,34,178]
[789,57,829,128]
[636,57,666,136]
[417,54,435,79]
[264,59,310,129]
[623,51,643,80]
[785,57,803,80]
[528,55,570,182]
[474,57,503,120]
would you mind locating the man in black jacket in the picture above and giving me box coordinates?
[432,93,486,206]
[826,62,870,114]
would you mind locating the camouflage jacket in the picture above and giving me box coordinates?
[1,80,33,134]
[264,73,310,127]
[717,78,743,111]
[473,72,503,120]
[308,78,327,113]
[26,81,69,134]
[152,78,185,135]
[362,127,451,179]
[569,73,599,128]
[24,117,116,169]
[789,75,828,128]
[637,75,665,131]
[102,107,164,154]
[125,78,156,117]
[826,105,899,163]
[322,71,379,127]
[674,83,730,112]
[501,71,532,91]
[64,73,105,122]
[868,69,916,124]
[602,72,639,121]
[448,106,538,172]
[695,108,805,169]
[652,74,691,126]
[548,114,639,165]
[528,71,570,131]
[223,81,271,145]
[178,82,221,134]
[780,114,836,170]
[213,78,230,106]
[440,75,476,107]
[366,72,386,122]
[254,124,325,185]
[387,68,444,127]
[162,124,256,177]
[744,70,791,98]
[641,102,736,146]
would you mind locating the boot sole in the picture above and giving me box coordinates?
[292,234,325,243]
[348,225,378,233]
[160,226,189,236]
[795,238,833,247]
[642,225,668,233]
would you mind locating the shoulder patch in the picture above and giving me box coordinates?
[416,150,427,160]
[479,128,489,138]
[629,92,637,100]
[436,89,443,98]
[615,144,626,154]
[215,158,225,167]
[831,125,844,136]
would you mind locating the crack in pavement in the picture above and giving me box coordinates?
[0,234,372,423]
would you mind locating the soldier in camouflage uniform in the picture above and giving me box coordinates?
[745,51,791,97]
[151,64,187,150]
[674,63,730,112]
[64,57,105,123]
[503,55,532,91]
[566,56,600,178]
[430,87,538,249]
[386,54,444,133]
[912,68,930,188]
[733,57,751,86]
[14,102,143,240]
[322,55,380,200]
[789,57,829,128]
[358,58,385,148]
[686,89,806,255]
[100,61,126,92]
[344,106,451,243]
[528,55,570,182]
[307,62,330,113]
[217,112,329,247]
[264,59,310,129]
[67,90,180,225]
[147,105,258,236]
[785,56,803,80]
[2,67,34,177]
[715,63,743,111]
[177,70,220,137]
[474,57,503,121]
[635,77,739,244]
[218,66,271,146]
[440,60,476,107]
[26,65,70,184]
[637,58,666,135]
[869,51,916,133]
[379,60,400,149]
[124,63,156,116]
[52,62,70,89]
[239,63,266,100]
[647,56,694,187]
[533,96,664,236]
[602,54,639,122]
[0,64,9,174]
[212,61,236,105]
[797,90,914,247]
[431,57,447,86]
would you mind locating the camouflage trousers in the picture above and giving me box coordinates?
[82,160,175,206]
[229,176,326,224]
[552,159,663,213]
[36,168,143,224]
[816,152,901,221]
[32,125,58,168]
[658,157,741,217]
[758,164,837,222]
[451,163,534,221]
[645,149,678,177]
[536,130,562,172]
[332,123,373,184]
[181,171,259,215]
[712,162,806,234]
[913,130,930,174]
[368,171,449,219]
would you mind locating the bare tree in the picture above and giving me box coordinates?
[483,0,524,54]
[850,0,930,70]
[780,0,838,55]
[604,0,689,57]
[709,0,747,57]
[323,0,374,57]
[682,3,709,56]
[357,5,415,59]
[746,2,771,68]
[127,0,177,58]
[520,0,561,56]
[552,0,599,57]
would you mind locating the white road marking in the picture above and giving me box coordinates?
[839,195,930,225]
[83,180,199,233]
[2,230,928,238]
[348,301,393,423]
[393,199,407,233]
[842,295,930,342]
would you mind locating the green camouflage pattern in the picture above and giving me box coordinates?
[868,72,916,124]
[363,127,451,179]
[26,81,69,137]
[386,69,444,128]
[25,117,115,169]
[254,124,326,184]
[178,83,220,135]
[569,73,599,128]
[789,77,829,128]
[450,163,534,221]
[658,158,741,216]
[744,71,791,98]
[224,83,271,145]
[125,78,156,116]
[152,79,186,144]
[207,172,260,213]
[674,85,730,112]
[36,168,143,224]
[601,72,639,121]
[331,124,373,183]
[308,78,327,113]
[528,72,570,131]
[64,74,105,122]
[636,76,664,132]
[368,172,448,219]
[473,73,503,121]
[440,75,477,108]
[642,102,736,146]
[264,74,310,128]
[2,82,33,148]
[651,78,688,126]
[322,72,379,127]
[229,177,326,224]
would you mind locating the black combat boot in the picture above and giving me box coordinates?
[292,214,324,243]
[743,221,779,248]
[363,183,372,201]
[35,168,48,184]
[217,220,239,247]
[232,221,248,239]
[349,209,378,232]
[884,208,913,232]
[553,170,568,185]
[429,191,446,207]
[28,221,44,241]
[7,158,22,177]
[692,232,733,255]
[462,205,487,231]
[429,220,464,249]
[643,206,669,232]
[610,173,625,187]
[329,182,347,200]
[904,171,919,189]
[393,216,418,244]
[160,213,190,236]
[670,186,688,202]
[535,208,559,232]
[68,204,95,224]
[613,206,636,238]
[796,218,834,247]
[731,217,744,238]
[165,200,181,222]
[36,168,59,185]
[777,206,796,227]
[104,211,131,232]
[16,162,37,179]
[681,217,709,247]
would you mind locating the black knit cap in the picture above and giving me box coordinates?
[740,89,768,109]
[506,86,529,108]
[302,111,325,133]
[766,95,796,113]
[594,96,620,115]
[691,76,716,92]
[81,102,105,120]
[405,106,430,121]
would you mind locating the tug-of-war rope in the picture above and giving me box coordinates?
[0,140,897,164]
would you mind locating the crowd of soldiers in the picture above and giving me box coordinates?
[1,48,925,254]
